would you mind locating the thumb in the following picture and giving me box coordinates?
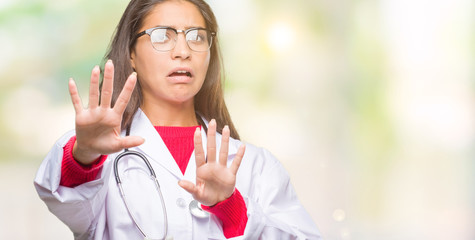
[120,136,145,149]
[178,180,197,194]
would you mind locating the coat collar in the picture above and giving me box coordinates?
[124,109,238,179]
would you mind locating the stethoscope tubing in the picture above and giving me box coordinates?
[113,148,168,240]
[113,114,209,239]
[114,150,156,184]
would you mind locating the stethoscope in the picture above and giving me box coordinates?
[113,118,210,240]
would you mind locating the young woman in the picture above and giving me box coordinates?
[34,0,322,239]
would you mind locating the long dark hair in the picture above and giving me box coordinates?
[103,0,239,139]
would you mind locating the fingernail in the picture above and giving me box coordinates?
[107,59,112,64]
[132,72,137,76]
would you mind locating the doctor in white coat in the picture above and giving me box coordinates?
[34,0,322,239]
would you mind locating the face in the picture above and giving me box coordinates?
[131,0,210,107]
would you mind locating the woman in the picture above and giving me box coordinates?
[34,0,322,239]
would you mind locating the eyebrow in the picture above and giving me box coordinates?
[151,25,207,30]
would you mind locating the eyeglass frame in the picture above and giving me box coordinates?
[134,26,216,52]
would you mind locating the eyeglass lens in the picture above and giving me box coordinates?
[150,28,212,52]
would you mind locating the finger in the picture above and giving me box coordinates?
[230,144,246,175]
[100,59,114,108]
[218,125,230,166]
[206,119,217,163]
[68,78,83,114]
[88,65,100,109]
[178,180,197,195]
[113,72,137,115]
[194,127,206,167]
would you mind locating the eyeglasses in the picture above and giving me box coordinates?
[135,27,216,52]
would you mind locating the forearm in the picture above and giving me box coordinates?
[202,189,248,238]
[60,136,107,187]
[34,131,110,235]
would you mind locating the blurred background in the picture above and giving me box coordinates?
[0,0,474,239]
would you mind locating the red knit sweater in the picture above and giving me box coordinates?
[154,126,196,174]
[60,126,248,238]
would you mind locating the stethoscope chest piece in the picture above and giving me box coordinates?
[189,200,209,218]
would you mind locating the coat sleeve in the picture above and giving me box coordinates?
[33,130,111,237]
[230,147,323,240]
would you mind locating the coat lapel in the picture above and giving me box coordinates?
[125,109,240,181]
[127,109,183,179]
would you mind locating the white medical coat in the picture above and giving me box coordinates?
[34,109,322,239]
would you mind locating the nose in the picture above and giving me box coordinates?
[171,32,191,60]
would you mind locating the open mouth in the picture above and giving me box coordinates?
[168,70,192,78]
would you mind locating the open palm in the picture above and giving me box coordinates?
[68,60,144,165]
[179,119,246,206]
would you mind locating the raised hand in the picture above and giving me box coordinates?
[69,60,144,165]
[178,119,246,206]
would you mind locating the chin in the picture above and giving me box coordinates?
[166,93,197,105]
[167,87,200,101]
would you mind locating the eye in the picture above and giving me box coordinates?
[186,29,207,42]
[150,29,170,43]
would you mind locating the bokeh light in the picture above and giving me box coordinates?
[267,22,295,52]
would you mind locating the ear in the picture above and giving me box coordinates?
[130,50,136,70]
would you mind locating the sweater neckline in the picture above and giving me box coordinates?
[154,125,200,138]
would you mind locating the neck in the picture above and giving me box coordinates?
[141,100,198,127]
